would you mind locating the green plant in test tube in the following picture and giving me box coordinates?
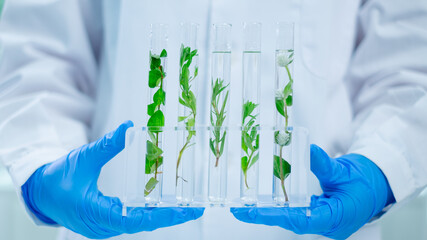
[274,48,294,201]
[241,101,260,188]
[145,49,167,196]
[176,44,198,184]
[209,78,229,167]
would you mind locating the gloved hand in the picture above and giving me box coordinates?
[231,144,395,239]
[21,121,204,239]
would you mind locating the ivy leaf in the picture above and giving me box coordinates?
[149,69,162,88]
[144,177,159,196]
[146,140,163,162]
[147,110,165,133]
[273,155,291,180]
[147,103,157,116]
[145,140,163,174]
[160,49,167,57]
[153,88,166,105]
[150,53,161,70]
[241,156,249,173]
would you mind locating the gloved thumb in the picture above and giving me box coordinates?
[78,120,134,173]
[310,144,344,186]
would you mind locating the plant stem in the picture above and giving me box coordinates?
[155,132,159,179]
[176,139,190,185]
[279,146,288,202]
[215,140,220,167]
[244,151,254,189]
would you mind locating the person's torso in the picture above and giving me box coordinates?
[69,1,372,240]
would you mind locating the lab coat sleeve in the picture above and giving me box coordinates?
[0,0,102,224]
[346,0,427,204]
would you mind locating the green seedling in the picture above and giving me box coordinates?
[209,78,229,167]
[176,44,198,185]
[145,49,167,197]
[274,49,294,201]
[241,101,260,189]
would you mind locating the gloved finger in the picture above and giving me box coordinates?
[78,120,134,173]
[93,195,204,234]
[230,196,337,235]
[124,207,205,233]
[310,144,344,186]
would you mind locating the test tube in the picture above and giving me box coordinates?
[208,23,232,204]
[122,127,146,216]
[176,22,199,205]
[273,22,294,205]
[145,23,168,206]
[240,22,262,206]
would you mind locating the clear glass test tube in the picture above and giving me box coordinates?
[176,22,199,205]
[288,127,311,208]
[122,127,146,216]
[145,23,168,205]
[273,22,294,206]
[208,23,232,204]
[240,22,262,206]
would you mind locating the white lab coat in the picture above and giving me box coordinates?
[1,0,427,240]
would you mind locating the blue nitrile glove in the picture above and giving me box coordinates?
[21,121,204,239]
[231,144,395,239]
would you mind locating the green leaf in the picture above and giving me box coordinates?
[286,95,293,106]
[241,133,248,153]
[146,140,163,161]
[148,130,156,143]
[283,82,293,98]
[248,153,259,169]
[219,131,227,156]
[178,116,188,122]
[273,155,291,180]
[147,110,164,127]
[149,69,162,88]
[147,103,157,116]
[242,101,258,124]
[144,177,159,196]
[209,138,216,155]
[145,140,163,174]
[153,88,166,105]
[275,98,285,117]
[241,156,248,173]
[194,67,199,78]
[179,97,190,108]
[150,53,161,70]
[160,49,167,57]
[186,117,195,127]
[255,134,260,149]
[243,132,254,152]
[188,91,197,114]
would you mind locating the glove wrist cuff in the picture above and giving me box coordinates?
[21,165,57,225]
